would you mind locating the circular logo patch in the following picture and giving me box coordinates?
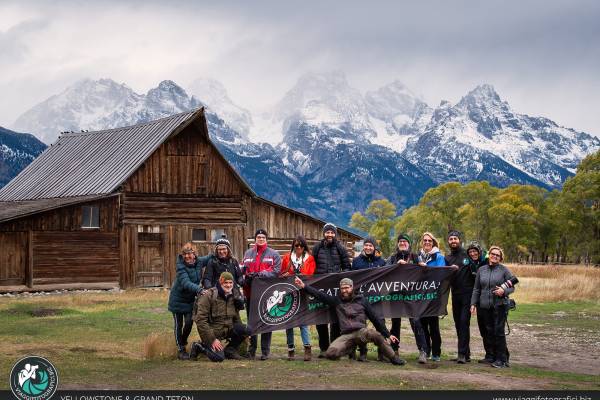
[258,282,301,326]
[10,356,58,400]
[463,258,470,266]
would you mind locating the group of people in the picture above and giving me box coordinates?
[167,223,517,369]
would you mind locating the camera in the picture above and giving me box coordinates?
[499,276,519,291]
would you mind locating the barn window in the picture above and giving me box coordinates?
[192,229,207,241]
[81,206,100,228]
[210,229,225,242]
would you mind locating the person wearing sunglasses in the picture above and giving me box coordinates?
[470,246,517,368]
[280,235,316,361]
[416,232,446,361]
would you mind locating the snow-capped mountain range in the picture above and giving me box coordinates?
[5,73,599,227]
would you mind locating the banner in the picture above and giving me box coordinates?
[248,264,456,334]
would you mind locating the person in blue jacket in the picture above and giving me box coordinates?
[351,237,386,270]
[167,242,209,360]
[350,236,386,361]
[416,232,446,361]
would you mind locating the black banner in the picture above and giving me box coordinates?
[248,264,456,334]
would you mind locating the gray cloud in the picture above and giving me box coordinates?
[1,0,599,136]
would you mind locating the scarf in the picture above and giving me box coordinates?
[290,252,308,274]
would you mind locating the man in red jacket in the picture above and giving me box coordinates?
[242,229,282,360]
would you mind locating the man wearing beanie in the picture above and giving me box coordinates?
[385,233,429,363]
[312,222,351,357]
[444,230,473,364]
[350,236,386,361]
[241,229,281,360]
[351,237,386,270]
[293,276,406,366]
[190,272,251,362]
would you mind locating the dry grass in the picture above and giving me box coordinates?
[143,332,177,360]
[507,264,600,303]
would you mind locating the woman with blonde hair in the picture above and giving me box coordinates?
[168,242,209,360]
[416,232,446,361]
[470,246,517,368]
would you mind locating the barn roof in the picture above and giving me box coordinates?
[0,108,256,201]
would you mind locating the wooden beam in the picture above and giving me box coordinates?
[26,230,33,288]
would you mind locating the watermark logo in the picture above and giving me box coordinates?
[10,356,58,400]
[258,282,301,325]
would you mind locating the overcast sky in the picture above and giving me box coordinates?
[1,0,599,136]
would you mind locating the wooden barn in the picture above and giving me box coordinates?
[0,109,361,292]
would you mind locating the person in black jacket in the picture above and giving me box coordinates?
[202,235,244,288]
[386,233,430,363]
[470,246,517,368]
[311,223,351,357]
[444,230,473,364]
[293,276,406,366]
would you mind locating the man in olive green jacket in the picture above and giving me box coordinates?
[190,272,251,362]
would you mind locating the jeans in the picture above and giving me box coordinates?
[286,325,311,349]
[420,316,441,357]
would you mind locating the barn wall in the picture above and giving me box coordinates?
[122,124,242,197]
[32,231,119,285]
[0,232,28,285]
[247,198,359,244]
[0,197,119,232]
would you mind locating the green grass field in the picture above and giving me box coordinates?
[1,282,599,390]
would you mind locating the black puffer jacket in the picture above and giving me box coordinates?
[471,263,516,309]
[202,255,243,289]
[445,247,474,295]
[312,239,351,274]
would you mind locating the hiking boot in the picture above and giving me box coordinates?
[418,350,427,364]
[189,342,205,360]
[478,358,494,364]
[260,353,270,361]
[390,356,406,366]
[457,355,467,364]
[303,345,312,361]
[431,355,441,362]
[492,360,508,368]
[177,350,190,360]
[224,349,243,360]
[287,349,295,361]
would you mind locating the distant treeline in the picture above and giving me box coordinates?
[350,150,600,264]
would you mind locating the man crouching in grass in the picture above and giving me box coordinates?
[293,276,406,365]
[190,272,251,362]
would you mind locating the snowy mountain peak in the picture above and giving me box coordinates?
[188,78,252,138]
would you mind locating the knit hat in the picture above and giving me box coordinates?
[323,223,337,235]
[215,234,231,251]
[397,233,412,245]
[447,230,462,240]
[363,236,377,246]
[255,228,268,239]
[339,277,353,288]
[219,271,234,283]
[466,241,482,256]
